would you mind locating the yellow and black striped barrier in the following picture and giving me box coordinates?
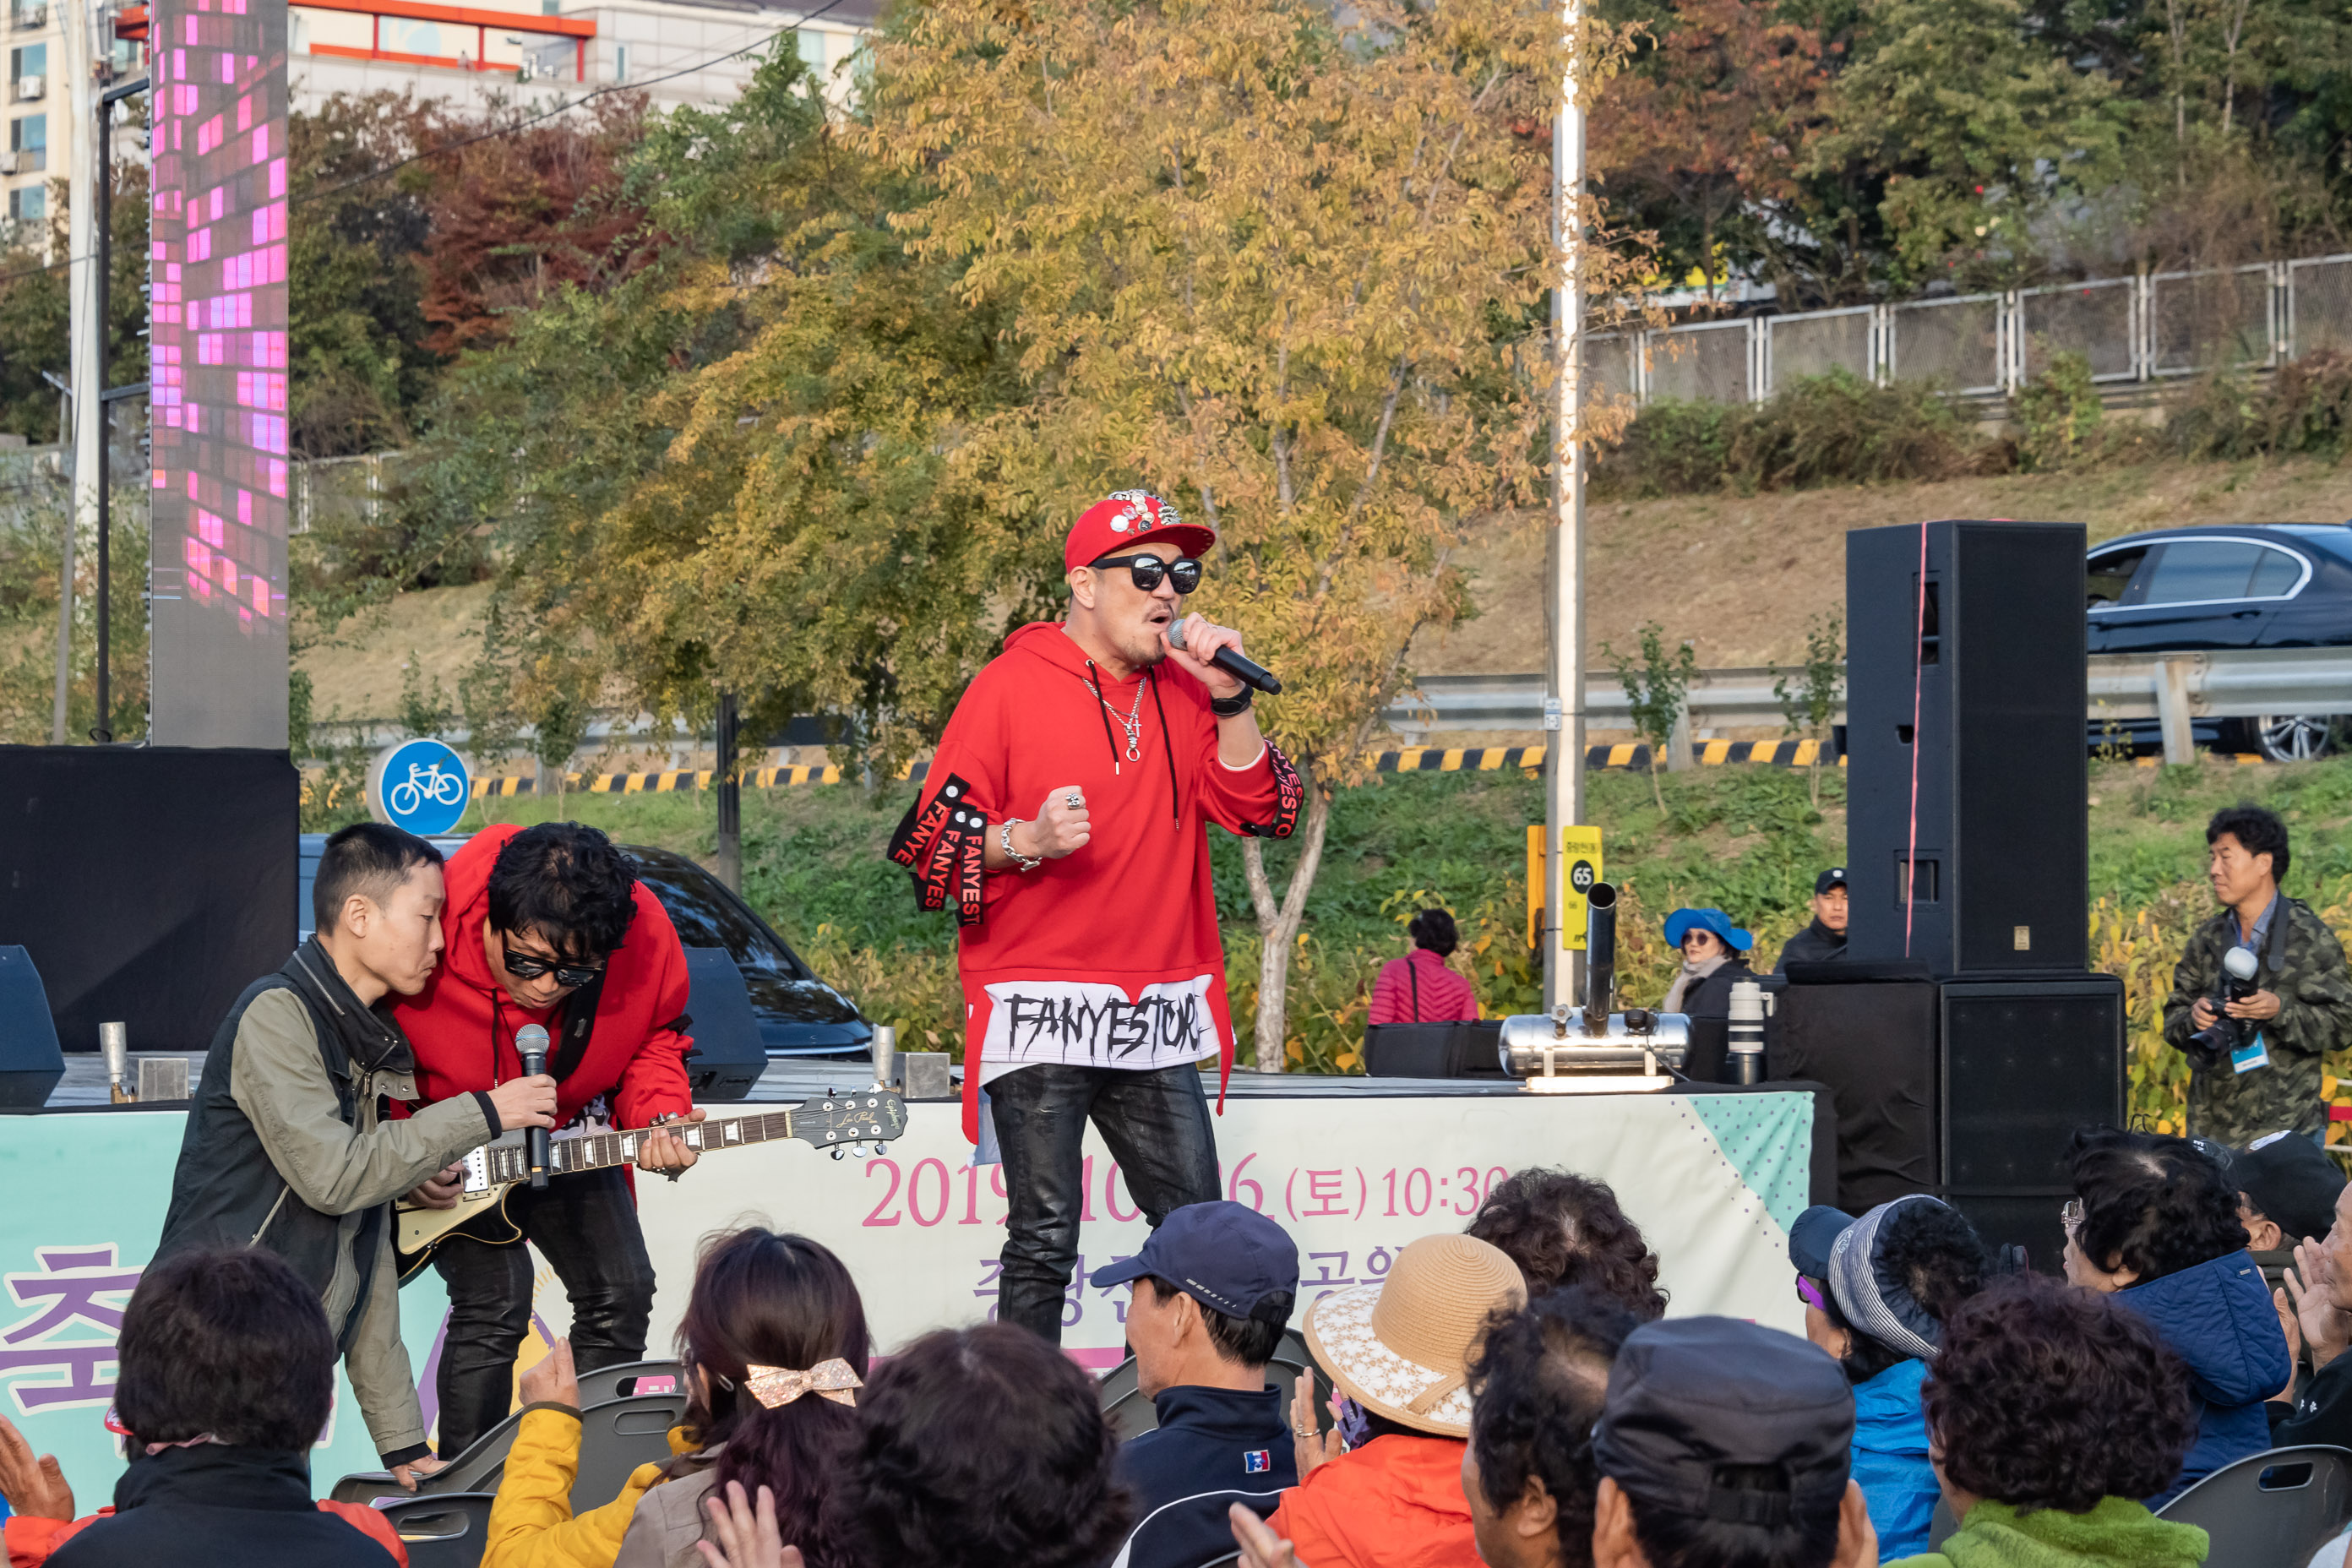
[466,737,1869,798]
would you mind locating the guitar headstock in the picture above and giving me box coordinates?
[792,1090,909,1146]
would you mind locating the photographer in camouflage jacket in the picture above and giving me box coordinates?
[2164,805,2352,1146]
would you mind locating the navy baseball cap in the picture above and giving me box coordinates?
[1088,1200,1301,1323]
[1816,868,1848,895]
[1788,1205,1854,1281]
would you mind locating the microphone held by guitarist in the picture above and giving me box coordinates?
[389,820,705,1462]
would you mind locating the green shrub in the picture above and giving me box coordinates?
[2014,351,2107,471]
[1597,368,1990,497]
[2170,350,2352,461]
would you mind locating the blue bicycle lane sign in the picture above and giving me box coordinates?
[368,738,472,836]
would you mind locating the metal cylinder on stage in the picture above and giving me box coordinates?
[1727,980,1766,1086]
[870,1024,897,1092]
[1497,1010,1691,1075]
[1584,881,1618,1033]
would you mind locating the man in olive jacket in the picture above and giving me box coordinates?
[155,825,555,1484]
[2164,805,2352,1146]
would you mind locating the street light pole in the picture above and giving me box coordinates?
[1541,0,1586,1010]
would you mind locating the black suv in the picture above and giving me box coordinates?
[296,836,872,1058]
[2087,524,2352,760]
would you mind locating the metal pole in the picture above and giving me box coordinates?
[58,0,96,747]
[715,690,742,893]
[92,90,110,742]
[1541,0,1586,1010]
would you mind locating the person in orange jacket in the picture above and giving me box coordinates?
[1266,1234,1526,1568]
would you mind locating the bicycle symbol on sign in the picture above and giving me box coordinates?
[389,760,467,817]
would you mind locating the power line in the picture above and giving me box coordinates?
[292,0,853,210]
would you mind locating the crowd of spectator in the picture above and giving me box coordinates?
[14,1133,2352,1568]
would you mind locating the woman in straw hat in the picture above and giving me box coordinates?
[1264,1233,1527,1568]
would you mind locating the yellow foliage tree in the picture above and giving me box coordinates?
[859,0,1643,1065]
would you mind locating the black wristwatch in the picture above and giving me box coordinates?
[1210,688,1254,717]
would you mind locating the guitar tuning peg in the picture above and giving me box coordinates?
[830,1146,847,1161]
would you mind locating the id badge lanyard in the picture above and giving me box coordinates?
[2233,903,2294,1075]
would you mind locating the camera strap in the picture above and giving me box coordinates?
[2257,896,2292,988]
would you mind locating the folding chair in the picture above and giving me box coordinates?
[2156,1445,2352,1567]
[376,1490,497,1568]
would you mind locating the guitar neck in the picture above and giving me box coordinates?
[482,1109,797,1187]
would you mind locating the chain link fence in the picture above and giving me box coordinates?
[1612,255,2352,406]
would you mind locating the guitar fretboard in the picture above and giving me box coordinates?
[482,1095,901,1187]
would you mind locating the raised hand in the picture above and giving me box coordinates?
[2287,1241,2352,1370]
[1023,787,1092,859]
[1230,1501,1309,1568]
[0,1412,74,1520]
[696,1479,804,1568]
[1290,1371,1343,1479]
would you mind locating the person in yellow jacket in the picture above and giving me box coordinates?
[482,1230,868,1568]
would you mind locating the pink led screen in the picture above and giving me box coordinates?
[148,0,288,748]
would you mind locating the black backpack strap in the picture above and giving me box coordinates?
[551,964,608,1086]
[1409,961,1421,1023]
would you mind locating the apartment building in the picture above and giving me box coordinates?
[0,0,873,235]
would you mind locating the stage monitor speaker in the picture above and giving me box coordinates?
[681,946,766,1102]
[1941,976,2124,1271]
[0,945,63,1107]
[1363,1021,1508,1081]
[1769,969,1938,1211]
[1847,520,2088,976]
[0,748,296,1054]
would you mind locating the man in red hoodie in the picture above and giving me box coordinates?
[890,489,1300,1342]
[389,821,703,1459]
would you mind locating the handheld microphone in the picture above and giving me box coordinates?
[1168,616,1282,694]
[517,1024,551,1190]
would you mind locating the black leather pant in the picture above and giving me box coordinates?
[988,1062,1222,1343]
[430,1165,656,1458]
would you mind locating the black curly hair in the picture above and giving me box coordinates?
[1468,1288,1641,1567]
[2067,1127,2247,1282]
[846,1323,1131,1568]
[1826,1198,1989,1385]
[1469,1169,1668,1320]
[2208,803,2290,885]
[486,820,640,961]
[1925,1273,2197,1512]
[1409,908,1461,956]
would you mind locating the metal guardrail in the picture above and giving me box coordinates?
[1387,646,2352,765]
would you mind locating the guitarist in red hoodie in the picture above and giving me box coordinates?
[389,821,704,1459]
[890,490,1300,1342]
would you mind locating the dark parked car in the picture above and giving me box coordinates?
[2087,523,2352,760]
[296,835,872,1058]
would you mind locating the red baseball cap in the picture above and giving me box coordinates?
[1064,490,1217,574]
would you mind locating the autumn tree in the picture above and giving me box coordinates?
[1592,0,1827,302]
[857,0,1628,1065]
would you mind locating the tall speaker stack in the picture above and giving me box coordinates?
[1775,520,2123,1269]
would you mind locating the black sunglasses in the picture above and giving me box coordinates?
[1090,553,1203,595]
[500,935,605,990]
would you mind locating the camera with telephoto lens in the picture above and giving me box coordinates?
[2189,945,2262,1059]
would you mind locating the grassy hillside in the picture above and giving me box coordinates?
[308,455,2352,726]
[470,750,2352,1122]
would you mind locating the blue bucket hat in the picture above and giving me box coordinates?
[1663,906,1753,953]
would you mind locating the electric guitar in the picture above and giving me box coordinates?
[394,1090,908,1279]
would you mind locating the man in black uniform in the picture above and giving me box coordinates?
[1774,868,1848,972]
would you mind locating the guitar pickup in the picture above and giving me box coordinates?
[459,1147,491,1195]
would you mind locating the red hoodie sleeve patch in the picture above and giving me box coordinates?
[1239,743,1302,840]
[889,773,988,927]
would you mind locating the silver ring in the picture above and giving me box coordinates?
[1064,792,1082,809]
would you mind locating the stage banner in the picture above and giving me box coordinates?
[0,1089,1809,1500]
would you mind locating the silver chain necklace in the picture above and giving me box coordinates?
[1084,672,1147,769]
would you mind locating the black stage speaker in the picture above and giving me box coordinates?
[1363,1021,1508,1080]
[1769,966,1939,1211]
[0,748,296,1054]
[1847,521,2087,975]
[0,945,63,1107]
[681,946,766,1101]
[1941,976,2125,1271]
